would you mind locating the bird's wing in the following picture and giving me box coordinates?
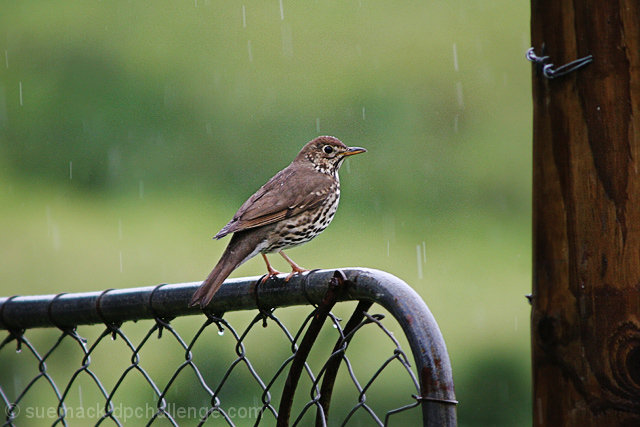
[214,167,335,239]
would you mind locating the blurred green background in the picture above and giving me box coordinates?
[0,0,532,425]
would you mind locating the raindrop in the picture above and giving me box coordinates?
[217,329,225,336]
[279,0,284,20]
[52,225,60,251]
[78,384,83,408]
[315,118,320,133]
[332,323,338,329]
[416,245,423,279]
[242,5,246,28]
[281,23,293,57]
[455,82,464,109]
[537,398,543,421]
[453,114,459,133]
[386,240,390,256]
[18,81,23,106]
[69,161,73,180]
[345,159,351,173]
[46,206,52,236]
[119,251,123,273]
[139,180,144,199]
[452,43,459,72]
[362,106,366,120]
[247,40,253,62]
[108,147,121,178]
[0,86,6,128]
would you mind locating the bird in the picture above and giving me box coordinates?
[189,136,366,308]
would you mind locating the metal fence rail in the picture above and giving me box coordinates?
[0,268,457,426]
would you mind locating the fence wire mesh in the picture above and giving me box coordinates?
[0,268,457,426]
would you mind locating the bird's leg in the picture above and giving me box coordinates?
[260,253,282,283]
[279,251,310,281]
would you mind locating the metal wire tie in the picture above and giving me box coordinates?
[413,393,459,405]
[526,47,593,79]
[94,288,122,339]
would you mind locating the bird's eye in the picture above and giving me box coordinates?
[323,145,334,154]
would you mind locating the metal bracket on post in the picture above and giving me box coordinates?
[526,47,593,79]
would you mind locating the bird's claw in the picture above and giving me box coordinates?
[284,267,310,282]
[261,268,282,283]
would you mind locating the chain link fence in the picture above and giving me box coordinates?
[0,268,456,426]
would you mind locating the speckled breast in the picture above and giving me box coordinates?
[262,185,340,253]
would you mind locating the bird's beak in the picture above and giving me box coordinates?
[341,146,367,156]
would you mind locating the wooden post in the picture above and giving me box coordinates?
[531,1,640,425]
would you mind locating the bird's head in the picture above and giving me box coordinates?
[295,136,366,176]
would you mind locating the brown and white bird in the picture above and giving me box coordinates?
[189,136,366,308]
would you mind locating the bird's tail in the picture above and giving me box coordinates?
[189,232,259,308]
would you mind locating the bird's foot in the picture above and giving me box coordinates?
[260,253,283,283]
[261,266,282,283]
[284,265,310,282]
[278,251,309,282]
